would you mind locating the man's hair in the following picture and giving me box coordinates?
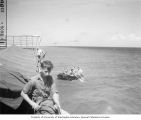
[40,60,54,72]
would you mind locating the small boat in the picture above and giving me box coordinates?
[57,67,84,81]
[57,73,79,81]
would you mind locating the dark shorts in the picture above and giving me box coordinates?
[35,99,60,114]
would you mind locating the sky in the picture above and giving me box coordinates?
[7,0,141,47]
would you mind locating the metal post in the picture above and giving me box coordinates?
[20,36,22,47]
[13,36,14,45]
[26,36,27,48]
[31,36,33,48]
[6,0,7,47]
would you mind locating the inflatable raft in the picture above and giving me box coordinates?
[57,73,79,81]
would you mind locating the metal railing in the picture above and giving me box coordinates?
[5,35,41,48]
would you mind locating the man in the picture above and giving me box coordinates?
[77,67,85,83]
[36,48,46,59]
[21,60,62,114]
[35,48,46,72]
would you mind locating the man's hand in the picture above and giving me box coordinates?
[31,102,41,111]
[54,104,61,114]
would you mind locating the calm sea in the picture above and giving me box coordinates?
[42,46,141,114]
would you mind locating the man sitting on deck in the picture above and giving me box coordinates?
[21,60,62,114]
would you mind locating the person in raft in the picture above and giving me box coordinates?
[76,67,85,82]
[35,48,46,72]
[21,60,62,114]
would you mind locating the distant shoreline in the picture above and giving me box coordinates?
[39,46,141,50]
[1,45,141,50]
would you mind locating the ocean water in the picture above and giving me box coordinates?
[42,46,141,114]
